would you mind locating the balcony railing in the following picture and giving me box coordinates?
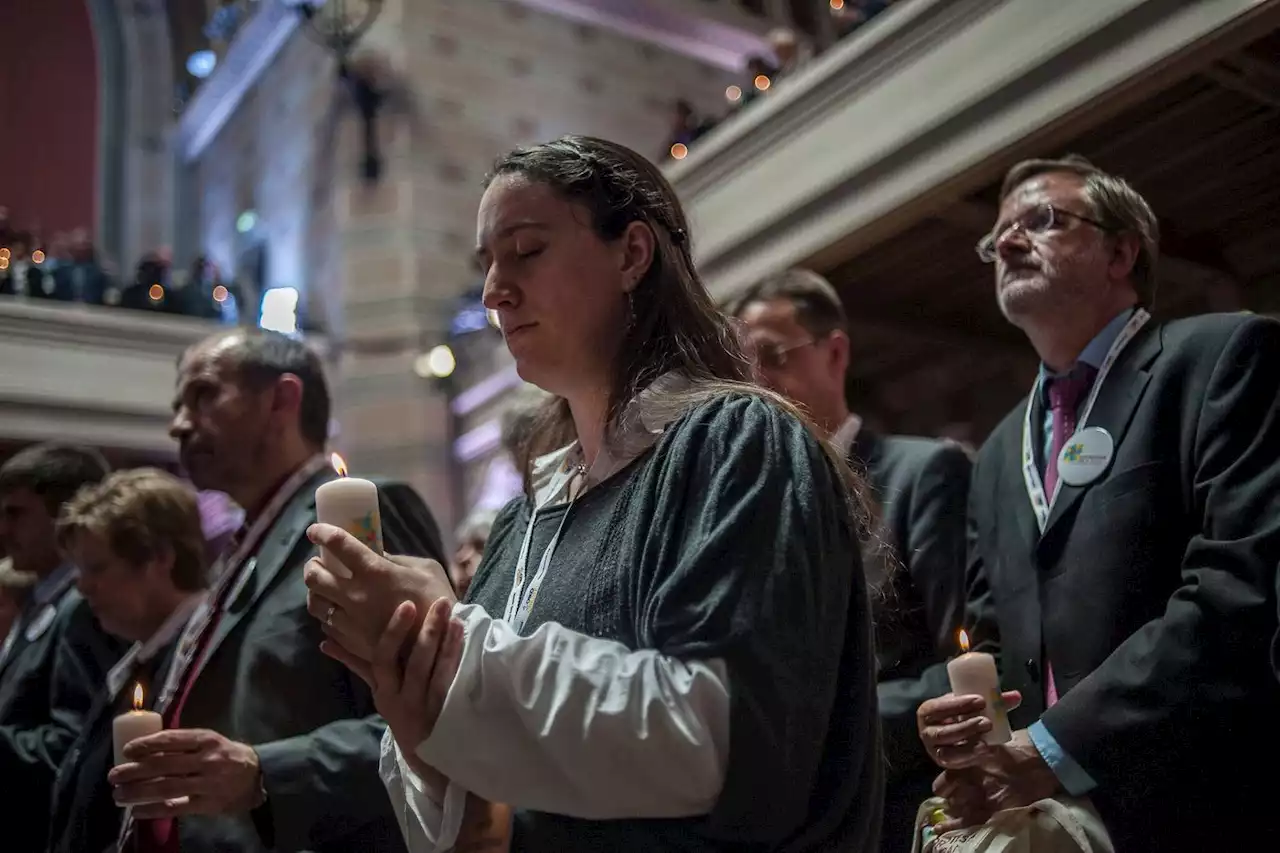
[0,301,216,453]
[667,0,1274,301]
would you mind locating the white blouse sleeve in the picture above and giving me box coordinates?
[415,603,731,820]
[378,728,468,852]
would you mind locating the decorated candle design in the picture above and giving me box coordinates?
[945,629,1012,745]
[315,453,384,579]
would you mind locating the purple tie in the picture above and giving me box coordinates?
[1043,366,1097,498]
[1043,364,1096,706]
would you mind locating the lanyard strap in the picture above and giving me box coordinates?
[154,454,328,711]
[1021,309,1150,531]
[501,461,584,635]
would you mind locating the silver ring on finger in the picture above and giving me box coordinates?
[324,603,337,628]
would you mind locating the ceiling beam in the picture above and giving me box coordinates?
[1201,64,1280,111]
[1223,51,1280,96]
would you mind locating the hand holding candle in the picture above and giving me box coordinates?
[945,629,1012,745]
[315,453,383,578]
[112,683,162,766]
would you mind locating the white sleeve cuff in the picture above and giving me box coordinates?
[417,603,730,820]
[379,728,467,852]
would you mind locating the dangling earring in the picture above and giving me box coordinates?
[625,289,637,328]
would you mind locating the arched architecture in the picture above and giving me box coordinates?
[83,0,176,271]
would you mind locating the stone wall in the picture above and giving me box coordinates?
[193,0,736,540]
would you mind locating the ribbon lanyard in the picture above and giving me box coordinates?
[154,454,329,711]
[501,458,587,635]
[1021,308,1150,531]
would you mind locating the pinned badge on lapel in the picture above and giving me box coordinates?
[24,603,58,643]
[1056,426,1115,487]
[224,556,257,611]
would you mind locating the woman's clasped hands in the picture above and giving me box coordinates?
[303,522,464,752]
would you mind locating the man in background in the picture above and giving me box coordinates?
[918,155,1280,852]
[0,443,122,844]
[110,328,445,853]
[731,270,971,852]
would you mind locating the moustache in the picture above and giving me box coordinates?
[1000,260,1040,279]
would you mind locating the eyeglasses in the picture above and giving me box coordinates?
[975,203,1111,263]
[755,338,816,370]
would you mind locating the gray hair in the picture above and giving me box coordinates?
[1000,154,1160,307]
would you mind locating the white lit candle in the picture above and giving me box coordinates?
[113,682,163,765]
[945,629,1012,744]
[315,453,383,579]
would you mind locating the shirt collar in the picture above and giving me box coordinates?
[831,414,863,459]
[32,563,76,607]
[530,372,693,506]
[1038,307,1135,398]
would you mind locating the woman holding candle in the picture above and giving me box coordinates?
[45,469,209,853]
[305,135,885,852]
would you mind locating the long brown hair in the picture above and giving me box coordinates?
[486,135,876,543]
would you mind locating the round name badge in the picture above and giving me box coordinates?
[1056,426,1114,487]
[24,603,58,643]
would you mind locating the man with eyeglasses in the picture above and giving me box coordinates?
[916,154,1280,853]
[730,269,971,853]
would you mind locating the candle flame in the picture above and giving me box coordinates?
[133,682,144,711]
[958,629,971,653]
[330,453,348,478]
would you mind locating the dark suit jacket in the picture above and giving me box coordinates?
[47,649,174,853]
[966,313,1280,853]
[852,430,969,851]
[0,588,125,849]
[164,468,444,853]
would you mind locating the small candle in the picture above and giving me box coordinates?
[315,453,383,579]
[113,683,162,765]
[945,629,1012,744]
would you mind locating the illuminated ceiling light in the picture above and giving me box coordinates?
[212,285,229,303]
[754,74,771,91]
[830,0,845,9]
[259,286,300,335]
[31,250,46,264]
[0,247,9,260]
[414,345,456,379]
[236,210,258,233]
[0,258,8,271]
[669,143,688,160]
[186,49,218,79]
[725,85,742,103]
[148,284,165,302]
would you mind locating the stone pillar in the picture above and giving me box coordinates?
[315,0,741,543]
[326,0,467,544]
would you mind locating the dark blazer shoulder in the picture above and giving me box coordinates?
[1158,310,1278,353]
[875,434,972,473]
[976,399,1028,470]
